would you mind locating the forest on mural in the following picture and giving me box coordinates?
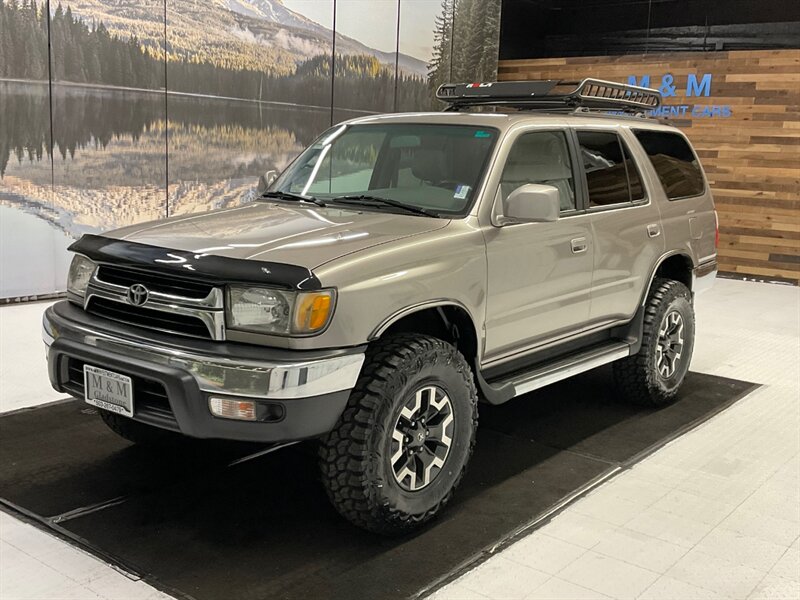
[0,0,49,79]
[427,0,502,94]
[0,1,428,111]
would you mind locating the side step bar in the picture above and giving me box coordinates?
[495,341,631,399]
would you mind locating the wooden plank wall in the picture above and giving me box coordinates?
[498,50,800,283]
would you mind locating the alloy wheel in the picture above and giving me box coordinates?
[390,385,454,492]
[656,310,685,379]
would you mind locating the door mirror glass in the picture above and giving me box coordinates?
[256,170,278,196]
[501,184,561,224]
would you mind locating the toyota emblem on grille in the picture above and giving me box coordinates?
[127,284,149,306]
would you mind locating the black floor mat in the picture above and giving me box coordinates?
[0,369,757,600]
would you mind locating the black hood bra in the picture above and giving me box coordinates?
[69,234,322,291]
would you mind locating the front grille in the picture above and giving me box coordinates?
[96,265,214,299]
[64,358,178,429]
[87,297,211,339]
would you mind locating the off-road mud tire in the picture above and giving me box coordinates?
[318,334,478,535]
[613,278,695,407]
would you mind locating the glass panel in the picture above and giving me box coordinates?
[499,131,576,211]
[0,0,70,299]
[304,128,387,195]
[332,0,398,124]
[621,139,645,201]
[397,0,444,112]
[275,123,498,216]
[577,131,631,207]
[49,0,167,251]
[166,0,333,217]
[634,130,705,200]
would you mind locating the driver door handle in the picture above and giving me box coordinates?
[570,237,588,254]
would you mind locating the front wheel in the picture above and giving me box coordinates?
[613,278,695,406]
[318,334,478,535]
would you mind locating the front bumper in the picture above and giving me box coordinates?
[43,301,365,442]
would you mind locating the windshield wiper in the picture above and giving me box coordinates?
[260,191,327,207]
[328,195,438,218]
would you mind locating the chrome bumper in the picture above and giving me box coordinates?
[42,305,364,401]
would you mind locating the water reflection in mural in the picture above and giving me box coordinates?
[0,0,59,298]
[167,95,330,217]
[3,82,330,236]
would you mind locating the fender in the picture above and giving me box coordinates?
[639,250,695,307]
[368,299,481,344]
[370,299,513,404]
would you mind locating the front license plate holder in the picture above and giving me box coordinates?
[84,364,134,418]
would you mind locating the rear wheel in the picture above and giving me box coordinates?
[613,278,695,406]
[99,410,177,446]
[318,334,478,535]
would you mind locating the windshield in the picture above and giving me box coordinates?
[270,123,498,216]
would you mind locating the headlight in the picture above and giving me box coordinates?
[226,286,335,335]
[67,255,96,297]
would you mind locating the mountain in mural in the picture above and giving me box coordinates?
[56,0,427,77]
[223,0,328,32]
[223,0,428,75]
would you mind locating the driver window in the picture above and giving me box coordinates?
[500,131,576,211]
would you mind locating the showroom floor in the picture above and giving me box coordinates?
[1,278,798,600]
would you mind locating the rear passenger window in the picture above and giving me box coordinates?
[621,140,645,201]
[633,130,705,200]
[577,131,644,207]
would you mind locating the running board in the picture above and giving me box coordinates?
[496,342,631,399]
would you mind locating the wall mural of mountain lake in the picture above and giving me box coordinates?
[0,0,501,300]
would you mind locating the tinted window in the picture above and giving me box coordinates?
[500,131,576,211]
[634,130,705,199]
[577,131,640,207]
[621,140,645,201]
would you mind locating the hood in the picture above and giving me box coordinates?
[107,201,450,270]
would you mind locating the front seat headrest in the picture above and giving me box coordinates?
[412,149,448,183]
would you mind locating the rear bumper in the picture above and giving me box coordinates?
[693,258,717,295]
[43,301,365,442]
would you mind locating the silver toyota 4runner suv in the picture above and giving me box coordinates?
[43,79,718,534]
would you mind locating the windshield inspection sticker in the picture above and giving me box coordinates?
[454,185,470,199]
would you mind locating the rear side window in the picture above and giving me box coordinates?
[576,131,644,207]
[621,140,645,201]
[633,130,705,200]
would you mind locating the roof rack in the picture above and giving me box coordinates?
[436,78,661,114]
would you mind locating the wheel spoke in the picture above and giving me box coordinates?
[399,389,423,421]
[422,454,445,488]
[396,463,417,490]
[390,428,406,466]
[438,410,454,449]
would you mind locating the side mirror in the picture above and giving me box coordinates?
[256,170,278,196]
[500,184,560,224]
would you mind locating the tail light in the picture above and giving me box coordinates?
[714,211,720,249]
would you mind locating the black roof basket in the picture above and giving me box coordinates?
[436,78,661,114]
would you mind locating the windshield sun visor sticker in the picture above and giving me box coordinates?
[453,185,470,200]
